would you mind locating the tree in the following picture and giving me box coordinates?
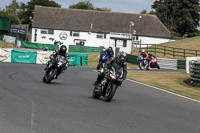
[151,0,200,37]
[69,1,94,10]
[69,0,111,12]
[140,9,147,14]
[0,0,21,24]
[19,0,61,27]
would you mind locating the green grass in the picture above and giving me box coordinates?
[0,40,17,48]
[160,36,200,50]
[127,71,200,101]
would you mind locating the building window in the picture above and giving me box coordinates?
[48,29,54,34]
[97,34,103,39]
[41,30,48,34]
[41,29,54,35]
[70,31,80,37]
[123,40,127,47]
[97,33,106,39]
[74,39,85,46]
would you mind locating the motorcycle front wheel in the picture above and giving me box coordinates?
[156,62,160,69]
[105,83,117,102]
[139,62,144,70]
[93,89,101,99]
[46,68,57,84]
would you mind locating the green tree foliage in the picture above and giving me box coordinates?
[19,0,61,26]
[140,9,147,14]
[69,0,111,12]
[0,0,21,24]
[152,0,200,37]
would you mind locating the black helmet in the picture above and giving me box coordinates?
[108,46,113,52]
[59,45,67,55]
[117,52,126,63]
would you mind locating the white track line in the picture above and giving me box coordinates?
[31,101,36,133]
[93,69,200,103]
[126,79,200,103]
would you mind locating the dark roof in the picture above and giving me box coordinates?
[33,6,171,38]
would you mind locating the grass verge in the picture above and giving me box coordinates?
[127,71,200,101]
[0,40,17,48]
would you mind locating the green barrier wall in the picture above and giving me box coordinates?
[177,60,186,69]
[69,45,104,53]
[21,41,59,51]
[68,53,88,66]
[0,17,10,31]
[11,49,37,64]
[0,34,4,40]
[126,54,138,64]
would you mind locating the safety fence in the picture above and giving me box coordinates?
[0,34,59,51]
[0,48,88,66]
[126,54,186,70]
[191,62,200,86]
[139,44,200,59]
[69,45,104,53]
[20,41,59,51]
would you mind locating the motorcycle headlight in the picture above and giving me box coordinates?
[58,62,62,67]
[110,73,116,79]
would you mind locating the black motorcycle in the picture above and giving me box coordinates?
[43,55,68,84]
[93,67,123,102]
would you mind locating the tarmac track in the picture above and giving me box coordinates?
[0,62,199,133]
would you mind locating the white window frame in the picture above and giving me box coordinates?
[96,33,104,39]
[41,29,48,34]
[70,31,80,37]
[41,29,54,35]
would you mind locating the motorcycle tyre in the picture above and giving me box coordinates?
[46,69,57,84]
[139,62,144,70]
[105,83,117,102]
[156,63,160,69]
[42,76,46,82]
[92,88,101,99]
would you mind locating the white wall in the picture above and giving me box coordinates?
[139,36,173,45]
[31,28,173,54]
[31,28,132,53]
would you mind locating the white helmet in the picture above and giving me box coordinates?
[142,49,145,53]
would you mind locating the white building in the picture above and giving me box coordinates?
[32,6,171,54]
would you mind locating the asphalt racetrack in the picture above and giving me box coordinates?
[0,62,200,133]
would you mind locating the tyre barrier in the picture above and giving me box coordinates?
[0,48,88,66]
[191,62,200,86]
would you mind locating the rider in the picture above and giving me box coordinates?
[148,52,156,59]
[140,49,150,64]
[105,46,114,58]
[94,52,127,86]
[45,45,68,77]
[97,49,109,70]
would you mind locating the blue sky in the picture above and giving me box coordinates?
[0,0,155,13]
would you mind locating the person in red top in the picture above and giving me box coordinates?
[140,49,150,64]
[140,49,149,58]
